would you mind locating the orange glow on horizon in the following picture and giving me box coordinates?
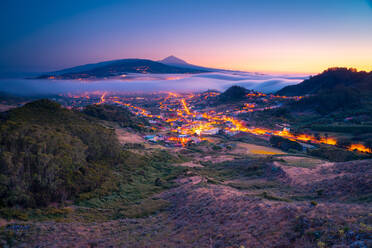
[188,61,372,75]
[168,42,372,74]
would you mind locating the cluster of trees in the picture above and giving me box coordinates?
[0,100,122,207]
[308,147,361,162]
[0,100,185,210]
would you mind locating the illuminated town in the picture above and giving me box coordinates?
[60,90,371,153]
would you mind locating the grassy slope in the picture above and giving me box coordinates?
[0,100,186,221]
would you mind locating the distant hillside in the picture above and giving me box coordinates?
[38,58,207,79]
[218,85,254,102]
[275,68,372,115]
[277,68,372,96]
[0,91,32,105]
[83,104,148,130]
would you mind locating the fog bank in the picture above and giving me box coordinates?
[0,72,307,96]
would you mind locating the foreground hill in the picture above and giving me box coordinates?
[38,58,208,79]
[0,100,122,207]
[277,68,372,96]
[0,100,181,209]
[0,98,371,247]
[5,157,371,247]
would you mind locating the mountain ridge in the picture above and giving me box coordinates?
[158,55,189,65]
[37,57,208,79]
[158,55,235,73]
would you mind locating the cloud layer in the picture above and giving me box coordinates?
[0,72,307,96]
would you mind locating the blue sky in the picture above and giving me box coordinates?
[1,0,372,73]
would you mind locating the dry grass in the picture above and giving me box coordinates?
[115,128,144,144]
[115,128,166,150]
[232,142,285,156]
[4,160,372,248]
[279,155,326,168]
[197,154,236,163]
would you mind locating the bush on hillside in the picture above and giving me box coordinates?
[307,146,365,162]
[270,136,303,152]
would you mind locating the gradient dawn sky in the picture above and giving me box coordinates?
[1,0,372,74]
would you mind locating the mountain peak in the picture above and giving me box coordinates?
[159,55,188,65]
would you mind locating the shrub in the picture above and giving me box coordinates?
[115,198,170,218]
[270,136,303,152]
[308,146,363,162]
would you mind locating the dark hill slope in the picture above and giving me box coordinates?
[0,100,122,207]
[218,85,248,102]
[83,104,148,130]
[218,85,260,103]
[277,68,372,96]
[275,68,372,115]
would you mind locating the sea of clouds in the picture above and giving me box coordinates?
[0,71,308,96]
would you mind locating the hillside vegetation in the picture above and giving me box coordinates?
[0,100,122,207]
[0,100,182,209]
[83,104,148,130]
[277,68,372,115]
[277,67,372,96]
